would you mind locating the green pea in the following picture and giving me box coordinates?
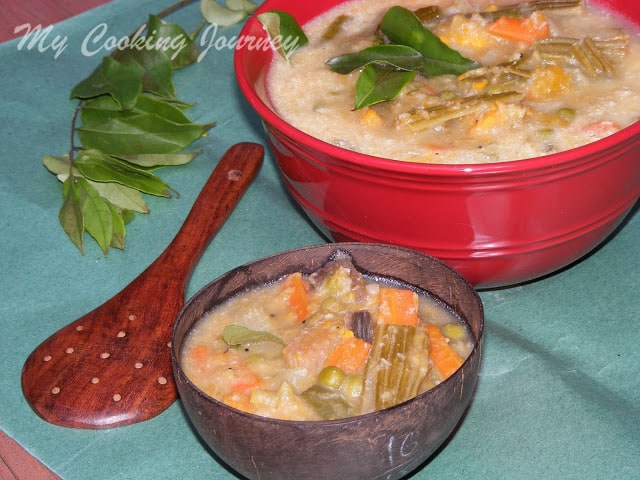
[556,107,575,121]
[342,374,364,399]
[536,128,555,138]
[317,366,346,390]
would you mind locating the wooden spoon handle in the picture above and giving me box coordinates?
[149,142,264,283]
[21,143,264,429]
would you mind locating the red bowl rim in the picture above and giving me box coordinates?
[234,3,640,178]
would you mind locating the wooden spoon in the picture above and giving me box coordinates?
[21,142,264,429]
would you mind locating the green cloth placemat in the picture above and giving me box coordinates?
[0,1,638,478]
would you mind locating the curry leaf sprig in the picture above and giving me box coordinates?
[201,0,258,26]
[257,10,309,62]
[44,2,256,256]
[327,6,481,109]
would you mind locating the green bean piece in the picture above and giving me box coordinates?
[321,15,351,41]
[401,91,525,132]
[535,34,628,77]
[458,65,532,82]
[593,33,630,60]
[414,6,442,24]
[573,36,616,77]
[534,37,577,60]
[478,0,582,20]
[360,324,430,414]
[301,385,352,420]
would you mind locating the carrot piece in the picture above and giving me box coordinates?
[281,272,309,322]
[325,334,371,374]
[486,12,550,45]
[223,392,255,413]
[189,344,211,364]
[216,351,264,394]
[425,324,464,379]
[229,369,263,394]
[581,120,620,138]
[377,287,419,326]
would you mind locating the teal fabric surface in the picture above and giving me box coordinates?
[1,1,639,479]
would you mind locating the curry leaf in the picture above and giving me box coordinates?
[88,180,149,213]
[327,45,425,74]
[76,177,114,255]
[43,154,154,214]
[74,14,200,103]
[327,6,483,109]
[222,325,284,347]
[44,154,74,179]
[355,65,416,109]
[112,47,176,99]
[74,149,173,197]
[200,0,256,27]
[226,0,258,12]
[71,56,143,110]
[122,209,135,224]
[77,117,209,156]
[135,94,199,124]
[59,177,85,254]
[257,11,309,61]
[81,94,196,126]
[380,6,480,77]
[78,96,213,156]
[116,152,199,168]
[146,14,200,68]
[108,203,127,250]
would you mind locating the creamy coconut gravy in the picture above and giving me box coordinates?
[181,255,473,421]
[267,0,640,163]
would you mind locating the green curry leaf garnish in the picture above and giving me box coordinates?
[379,6,480,77]
[222,325,284,347]
[326,44,426,74]
[327,6,481,109]
[355,65,416,109]
[258,11,309,62]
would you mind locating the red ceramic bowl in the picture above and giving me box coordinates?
[234,0,640,288]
